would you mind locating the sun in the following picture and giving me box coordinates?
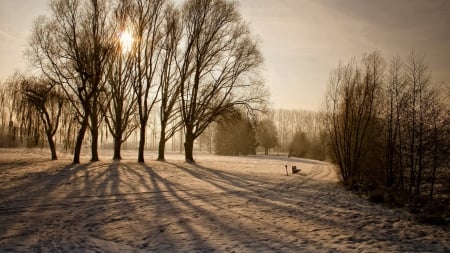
[119,30,134,54]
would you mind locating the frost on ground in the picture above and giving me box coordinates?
[0,149,449,252]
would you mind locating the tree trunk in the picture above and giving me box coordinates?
[184,131,195,163]
[386,97,394,187]
[429,137,437,198]
[73,116,89,164]
[179,127,184,153]
[397,108,404,189]
[409,79,416,193]
[90,96,100,162]
[157,125,166,161]
[91,123,99,162]
[46,131,57,160]
[416,133,423,195]
[138,126,146,163]
[113,134,122,160]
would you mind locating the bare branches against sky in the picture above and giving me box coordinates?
[1,0,449,110]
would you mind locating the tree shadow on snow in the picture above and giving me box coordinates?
[0,157,447,252]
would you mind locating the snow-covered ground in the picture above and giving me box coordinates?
[0,148,448,252]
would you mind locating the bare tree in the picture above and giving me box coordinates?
[157,4,183,161]
[273,108,324,155]
[384,56,406,187]
[103,0,138,160]
[14,75,65,160]
[324,51,385,185]
[198,124,215,154]
[403,51,431,194]
[325,61,355,182]
[28,0,113,164]
[179,0,265,162]
[129,0,166,163]
[274,109,289,151]
[427,88,448,198]
[0,78,18,147]
[325,50,450,200]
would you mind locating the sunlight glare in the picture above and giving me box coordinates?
[119,30,134,54]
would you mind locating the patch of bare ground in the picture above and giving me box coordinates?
[0,148,448,252]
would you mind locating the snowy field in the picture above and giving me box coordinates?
[0,148,449,252]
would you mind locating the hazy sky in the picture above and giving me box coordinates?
[1,0,449,111]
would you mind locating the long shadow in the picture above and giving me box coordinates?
[0,160,99,251]
[1,159,164,251]
[1,155,448,252]
[144,163,217,251]
[0,162,92,210]
[142,161,446,250]
[156,162,354,248]
[154,161,447,251]
[166,161,286,195]
[137,163,287,251]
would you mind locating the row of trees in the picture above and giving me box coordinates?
[211,108,329,160]
[213,112,279,156]
[0,74,75,153]
[2,0,267,163]
[271,109,328,160]
[325,50,449,198]
[274,109,322,151]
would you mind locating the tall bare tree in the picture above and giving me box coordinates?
[325,51,385,184]
[179,0,265,162]
[404,51,431,194]
[129,0,166,163]
[157,4,183,161]
[427,88,448,198]
[384,56,406,187]
[85,0,114,162]
[28,0,113,163]
[104,0,138,160]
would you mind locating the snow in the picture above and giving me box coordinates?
[0,148,448,252]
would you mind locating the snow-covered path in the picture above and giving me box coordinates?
[0,149,448,252]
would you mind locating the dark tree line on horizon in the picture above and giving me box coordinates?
[0,0,267,164]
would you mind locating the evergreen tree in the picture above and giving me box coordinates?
[257,118,278,155]
[288,131,310,158]
[214,117,257,156]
